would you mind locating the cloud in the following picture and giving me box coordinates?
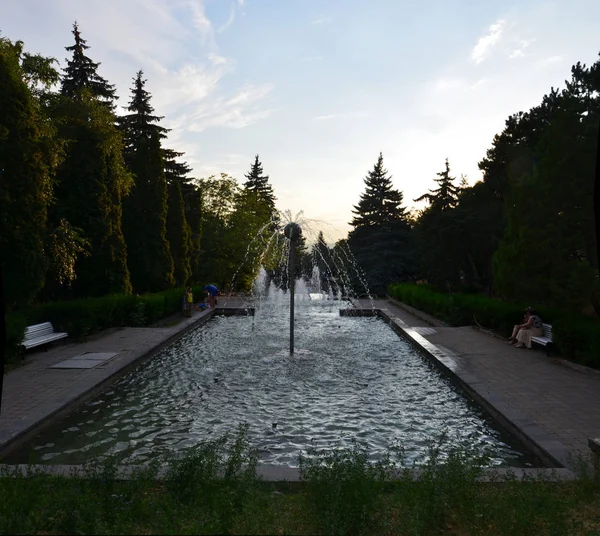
[509,38,533,59]
[311,111,370,121]
[238,0,245,5]
[471,19,505,64]
[183,82,276,132]
[218,3,236,33]
[537,55,564,68]
[302,56,324,62]
[310,17,330,25]
[188,0,217,50]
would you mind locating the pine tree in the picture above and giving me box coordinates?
[60,22,117,108]
[414,158,460,212]
[412,159,462,289]
[348,153,413,295]
[351,153,407,226]
[244,154,277,213]
[120,72,174,292]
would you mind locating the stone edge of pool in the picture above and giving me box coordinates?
[0,463,578,483]
[369,307,575,473]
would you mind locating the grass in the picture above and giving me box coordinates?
[0,426,599,535]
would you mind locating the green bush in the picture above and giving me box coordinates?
[388,283,600,369]
[12,286,202,343]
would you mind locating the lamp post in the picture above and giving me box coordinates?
[284,222,302,354]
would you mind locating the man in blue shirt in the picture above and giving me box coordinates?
[204,284,219,308]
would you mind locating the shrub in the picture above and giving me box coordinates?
[388,283,600,369]
[299,440,395,535]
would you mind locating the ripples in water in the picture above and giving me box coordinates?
[12,300,537,467]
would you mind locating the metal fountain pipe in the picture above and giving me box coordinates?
[284,222,302,355]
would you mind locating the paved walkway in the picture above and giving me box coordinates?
[0,298,251,455]
[358,299,600,467]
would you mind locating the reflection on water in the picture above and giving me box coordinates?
[12,299,538,467]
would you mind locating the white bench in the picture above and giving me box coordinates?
[22,322,68,351]
[531,323,553,356]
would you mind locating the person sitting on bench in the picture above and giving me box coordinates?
[511,308,544,349]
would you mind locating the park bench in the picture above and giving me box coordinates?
[531,323,553,356]
[22,322,68,351]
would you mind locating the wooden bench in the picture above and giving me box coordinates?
[22,322,68,351]
[531,323,553,356]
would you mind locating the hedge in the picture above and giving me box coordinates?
[388,283,600,370]
[4,285,207,363]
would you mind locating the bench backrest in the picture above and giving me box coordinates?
[542,323,552,338]
[24,322,55,340]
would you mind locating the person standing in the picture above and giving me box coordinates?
[204,284,219,308]
[185,287,193,317]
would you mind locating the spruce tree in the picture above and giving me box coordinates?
[244,154,277,213]
[348,153,413,295]
[414,158,460,212]
[60,22,117,108]
[120,72,174,292]
[412,159,462,289]
[50,25,131,297]
[351,153,407,226]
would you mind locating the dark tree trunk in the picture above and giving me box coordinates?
[0,263,5,415]
[594,120,600,315]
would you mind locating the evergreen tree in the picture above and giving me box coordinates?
[351,153,407,227]
[413,159,463,288]
[60,22,116,108]
[164,148,194,285]
[166,180,192,286]
[120,71,174,291]
[51,90,132,297]
[0,38,62,309]
[414,158,460,212]
[244,154,277,214]
[348,153,413,295]
[312,231,332,291]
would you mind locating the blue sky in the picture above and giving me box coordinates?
[2,0,599,241]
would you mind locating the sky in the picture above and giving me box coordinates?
[2,0,600,241]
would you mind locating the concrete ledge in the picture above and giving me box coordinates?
[0,463,578,483]
[386,296,449,327]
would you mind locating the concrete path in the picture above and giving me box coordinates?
[0,297,251,455]
[358,299,600,467]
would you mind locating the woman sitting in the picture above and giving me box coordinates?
[513,308,544,349]
[508,309,531,344]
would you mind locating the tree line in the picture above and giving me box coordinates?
[344,53,599,315]
[2,24,599,317]
[1,24,279,313]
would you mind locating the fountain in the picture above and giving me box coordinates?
[283,221,302,354]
